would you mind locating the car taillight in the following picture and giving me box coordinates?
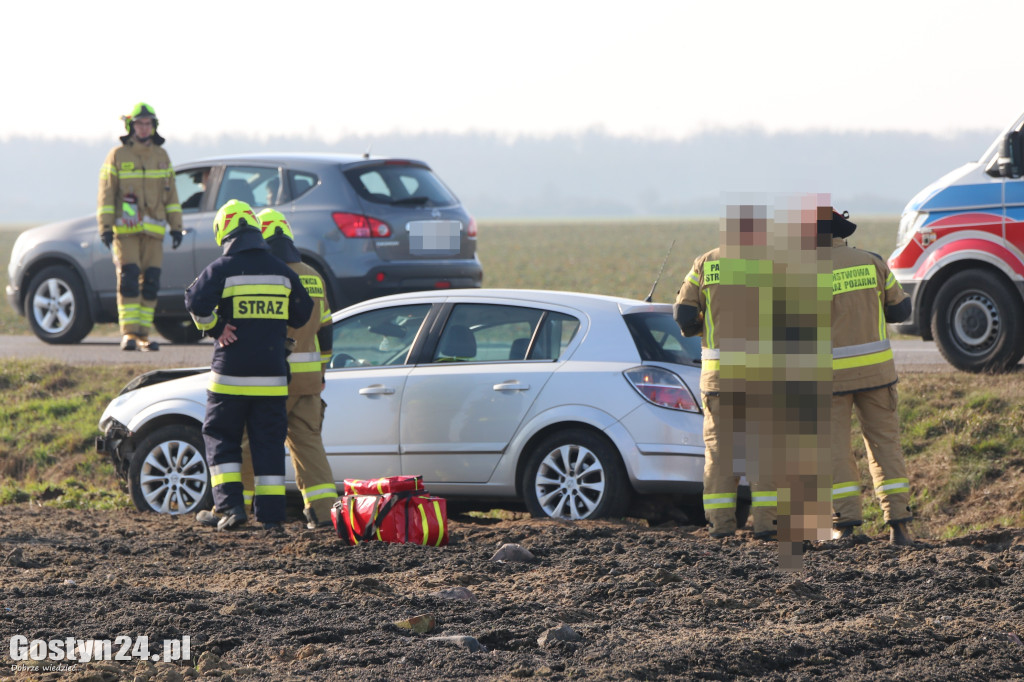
[623,366,700,412]
[467,217,478,238]
[332,212,391,238]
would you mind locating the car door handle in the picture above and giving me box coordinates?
[358,385,396,395]
[493,381,530,392]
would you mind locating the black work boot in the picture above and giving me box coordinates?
[138,336,160,351]
[216,505,248,531]
[120,334,137,351]
[833,525,854,540]
[303,507,332,530]
[888,519,913,546]
[262,522,285,536]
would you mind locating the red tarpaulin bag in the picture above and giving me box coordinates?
[342,475,424,496]
[332,492,448,546]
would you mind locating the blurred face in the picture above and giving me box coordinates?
[133,117,154,141]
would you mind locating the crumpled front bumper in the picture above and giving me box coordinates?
[96,418,131,481]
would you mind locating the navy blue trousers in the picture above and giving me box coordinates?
[203,392,288,523]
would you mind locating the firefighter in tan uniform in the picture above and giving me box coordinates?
[97,102,183,351]
[209,209,339,529]
[674,211,778,539]
[829,210,914,545]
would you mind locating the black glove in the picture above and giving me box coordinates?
[101,231,113,249]
[171,231,183,249]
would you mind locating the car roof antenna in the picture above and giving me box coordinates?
[644,239,675,303]
[363,143,372,159]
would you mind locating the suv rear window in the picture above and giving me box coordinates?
[624,312,702,366]
[345,163,457,207]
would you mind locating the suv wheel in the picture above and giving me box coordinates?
[128,424,211,515]
[931,270,1024,373]
[24,265,94,344]
[153,318,205,345]
[522,429,631,520]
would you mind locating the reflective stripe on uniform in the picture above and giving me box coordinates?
[138,305,154,328]
[703,492,737,509]
[210,463,242,487]
[875,478,910,495]
[832,339,891,359]
[301,483,338,505]
[254,475,286,497]
[223,274,292,298]
[702,348,721,360]
[243,490,254,506]
[832,481,861,499]
[118,303,141,326]
[209,373,289,397]
[289,351,323,374]
[191,311,217,330]
[833,348,894,371]
[751,491,777,508]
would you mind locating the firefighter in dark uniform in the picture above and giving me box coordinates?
[829,210,914,545]
[185,200,313,531]
[240,209,338,529]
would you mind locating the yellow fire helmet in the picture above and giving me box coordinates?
[213,200,260,246]
[257,208,295,241]
[122,102,158,133]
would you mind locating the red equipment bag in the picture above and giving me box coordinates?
[332,491,448,547]
[342,475,424,496]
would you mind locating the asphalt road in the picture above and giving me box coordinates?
[0,334,956,372]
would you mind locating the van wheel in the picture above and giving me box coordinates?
[522,429,631,520]
[128,424,211,515]
[24,265,94,344]
[931,270,1024,373]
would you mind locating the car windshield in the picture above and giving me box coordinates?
[345,163,457,207]
[623,312,702,366]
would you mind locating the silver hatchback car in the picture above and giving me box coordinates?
[97,289,707,520]
[7,152,482,344]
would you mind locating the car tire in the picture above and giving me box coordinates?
[931,270,1024,373]
[24,265,94,344]
[522,428,631,520]
[153,318,205,345]
[128,424,212,515]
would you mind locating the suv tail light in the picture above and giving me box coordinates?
[332,212,391,238]
[623,366,700,412]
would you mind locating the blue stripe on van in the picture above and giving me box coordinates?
[1005,181,1024,206]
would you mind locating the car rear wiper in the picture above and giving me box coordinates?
[391,196,430,206]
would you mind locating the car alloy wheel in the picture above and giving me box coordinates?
[24,265,94,344]
[523,429,630,520]
[128,424,211,514]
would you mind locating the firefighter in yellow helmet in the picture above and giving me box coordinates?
[200,208,339,529]
[97,102,184,351]
[828,209,914,546]
[185,200,314,532]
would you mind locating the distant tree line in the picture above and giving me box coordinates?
[0,128,996,223]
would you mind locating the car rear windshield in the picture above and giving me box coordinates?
[623,312,702,367]
[345,163,457,207]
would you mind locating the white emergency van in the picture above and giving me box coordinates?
[887,114,1024,372]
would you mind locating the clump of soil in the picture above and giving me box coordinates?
[1,505,1022,680]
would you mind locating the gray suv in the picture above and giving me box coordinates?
[6,152,483,344]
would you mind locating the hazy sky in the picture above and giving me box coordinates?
[3,0,1020,142]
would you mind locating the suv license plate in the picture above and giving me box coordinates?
[408,221,461,255]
